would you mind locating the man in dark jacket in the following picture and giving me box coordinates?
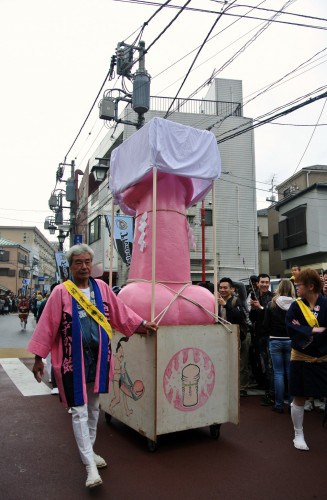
[218,277,249,396]
[249,273,274,404]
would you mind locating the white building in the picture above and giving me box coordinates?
[79,78,258,285]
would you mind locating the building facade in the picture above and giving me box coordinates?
[0,227,57,294]
[0,238,30,295]
[268,165,327,276]
[257,208,269,275]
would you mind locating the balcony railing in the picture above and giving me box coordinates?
[150,96,242,117]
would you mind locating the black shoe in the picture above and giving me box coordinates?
[240,390,248,397]
[272,406,284,414]
[261,394,274,406]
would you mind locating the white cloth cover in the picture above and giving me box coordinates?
[109,117,221,213]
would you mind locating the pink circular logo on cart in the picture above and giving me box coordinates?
[163,347,215,412]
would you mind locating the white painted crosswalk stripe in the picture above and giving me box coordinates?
[0,358,51,396]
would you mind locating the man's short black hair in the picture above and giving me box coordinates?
[258,273,270,281]
[50,282,59,293]
[197,281,214,294]
[219,277,234,287]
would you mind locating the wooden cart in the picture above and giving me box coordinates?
[100,324,239,450]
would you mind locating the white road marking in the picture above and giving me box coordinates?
[0,358,51,396]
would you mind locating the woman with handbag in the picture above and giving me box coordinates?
[286,269,327,451]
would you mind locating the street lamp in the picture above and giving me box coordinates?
[44,216,57,235]
[91,158,110,182]
[48,224,57,235]
[57,231,66,251]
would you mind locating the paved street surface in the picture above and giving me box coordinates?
[1,314,327,500]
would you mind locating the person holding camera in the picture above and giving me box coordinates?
[218,278,250,396]
[249,273,275,405]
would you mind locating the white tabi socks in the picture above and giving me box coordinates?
[291,403,309,451]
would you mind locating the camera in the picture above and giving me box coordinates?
[250,292,256,300]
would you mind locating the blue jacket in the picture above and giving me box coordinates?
[286,294,327,357]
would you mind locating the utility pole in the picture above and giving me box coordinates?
[266,175,276,204]
[201,200,206,282]
[47,160,83,249]
[99,40,151,129]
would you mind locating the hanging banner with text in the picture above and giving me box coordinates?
[105,215,134,266]
[55,252,70,281]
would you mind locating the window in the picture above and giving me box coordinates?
[186,215,195,225]
[279,205,307,250]
[18,252,28,264]
[204,209,213,226]
[273,233,279,250]
[260,236,269,251]
[91,190,99,206]
[0,268,15,276]
[89,216,101,244]
[0,250,9,262]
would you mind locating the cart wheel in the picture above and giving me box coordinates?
[146,438,158,452]
[104,412,112,425]
[209,424,221,440]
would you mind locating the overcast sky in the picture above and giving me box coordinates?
[0,0,326,242]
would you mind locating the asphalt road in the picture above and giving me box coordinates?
[0,311,36,350]
[1,314,327,500]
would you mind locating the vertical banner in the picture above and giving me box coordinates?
[105,215,133,266]
[74,234,83,245]
[55,252,70,281]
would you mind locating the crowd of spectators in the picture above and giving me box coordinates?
[199,267,327,421]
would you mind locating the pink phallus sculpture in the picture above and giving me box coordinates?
[109,117,221,325]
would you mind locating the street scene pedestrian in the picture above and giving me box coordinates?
[286,268,327,451]
[249,274,275,405]
[17,296,30,331]
[263,279,295,413]
[27,244,158,488]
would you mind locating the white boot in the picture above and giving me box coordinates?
[293,428,309,451]
[85,464,103,488]
[93,453,107,469]
[291,403,309,451]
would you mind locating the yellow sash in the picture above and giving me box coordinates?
[296,298,319,327]
[291,349,327,363]
[63,280,112,340]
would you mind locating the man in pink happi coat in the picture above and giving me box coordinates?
[28,244,158,489]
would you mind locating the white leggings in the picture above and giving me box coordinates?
[71,384,100,465]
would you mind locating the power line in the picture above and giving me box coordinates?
[217,89,327,144]
[114,0,327,30]
[292,98,327,175]
[63,70,111,163]
[204,48,327,134]
[165,0,297,117]
[60,0,192,178]
[271,122,327,127]
[60,0,325,171]
[145,0,192,53]
[164,0,238,118]
[209,0,327,23]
